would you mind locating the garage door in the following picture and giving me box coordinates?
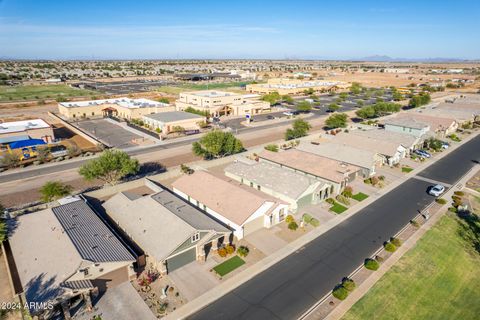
[166,247,196,273]
[243,216,265,237]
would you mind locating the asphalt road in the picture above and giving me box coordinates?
[189,134,480,320]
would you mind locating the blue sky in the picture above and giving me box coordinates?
[1,0,479,60]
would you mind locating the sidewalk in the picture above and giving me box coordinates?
[166,131,479,319]
[321,163,480,320]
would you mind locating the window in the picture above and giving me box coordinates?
[191,232,200,242]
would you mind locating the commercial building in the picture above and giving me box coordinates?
[224,159,330,212]
[0,119,54,144]
[172,171,289,240]
[246,78,350,95]
[58,97,175,120]
[175,90,270,117]
[8,197,136,318]
[142,111,204,134]
[103,182,230,274]
[257,149,360,195]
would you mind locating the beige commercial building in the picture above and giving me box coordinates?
[175,90,271,117]
[246,78,350,95]
[0,118,54,143]
[58,97,175,120]
[142,111,204,134]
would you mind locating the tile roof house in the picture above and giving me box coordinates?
[224,159,331,212]
[257,149,360,195]
[103,186,231,274]
[8,197,136,318]
[172,170,289,240]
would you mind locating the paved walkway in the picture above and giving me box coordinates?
[321,163,480,320]
[166,130,479,320]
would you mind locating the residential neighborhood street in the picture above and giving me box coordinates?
[189,134,480,320]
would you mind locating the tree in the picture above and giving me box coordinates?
[285,119,311,140]
[355,102,401,119]
[67,144,80,157]
[158,97,170,104]
[261,92,281,105]
[192,131,244,159]
[36,146,51,162]
[281,95,294,104]
[296,101,312,113]
[79,149,140,185]
[325,113,348,129]
[409,92,431,108]
[328,103,340,112]
[1,152,20,168]
[303,88,315,95]
[350,82,362,94]
[40,181,73,202]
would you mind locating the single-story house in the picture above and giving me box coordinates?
[172,170,289,240]
[142,111,205,134]
[297,141,382,177]
[257,149,360,195]
[383,113,457,138]
[103,185,231,274]
[224,159,330,212]
[418,100,480,125]
[332,129,421,166]
[8,197,136,318]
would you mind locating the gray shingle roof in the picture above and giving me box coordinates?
[52,200,135,263]
[143,111,204,123]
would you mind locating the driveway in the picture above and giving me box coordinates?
[75,282,155,320]
[245,227,288,255]
[168,260,220,301]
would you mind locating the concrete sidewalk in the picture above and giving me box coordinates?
[166,131,479,320]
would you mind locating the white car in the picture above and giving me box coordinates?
[429,184,445,197]
[283,111,294,116]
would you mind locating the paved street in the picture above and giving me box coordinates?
[189,135,480,320]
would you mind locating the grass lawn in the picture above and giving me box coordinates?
[342,213,480,320]
[330,202,348,214]
[351,192,369,202]
[0,85,98,102]
[402,166,414,173]
[213,256,246,277]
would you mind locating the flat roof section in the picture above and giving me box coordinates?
[144,111,204,123]
[0,119,50,135]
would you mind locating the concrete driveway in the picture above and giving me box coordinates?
[168,260,220,301]
[76,282,155,320]
[245,227,288,255]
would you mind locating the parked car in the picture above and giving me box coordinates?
[283,111,294,116]
[266,115,275,120]
[429,184,445,197]
[414,149,431,158]
[441,142,450,149]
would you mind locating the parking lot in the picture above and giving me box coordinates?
[75,119,145,148]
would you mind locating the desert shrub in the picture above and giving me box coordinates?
[309,218,320,227]
[448,206,458,213]
[453,191,465,196]
[390,237,402,247]
[332,286,349,300]
[375,255,384,263]
[180,164,194,175]
[326,198,335,205]
[226,245,235,255]
[302,213,313,223]
[364,258,380,271]
[435,198,447,205]
[342,278,356,291]
[237,246,250,257]
[285,215,295,224]
[342,186,353,198]
[384,242,397,252]
[410,220,420,228]
[371,176,379,186]
[364,178,372,185]
[378,175,385,181]
[217,247,227,257]
[288,221,299,231]
[336,194,350,206]
[264,144,279,152]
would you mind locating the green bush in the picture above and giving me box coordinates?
[264,144,279,152]
[436,198,447,205]
[309,218,320,227]
[448,207,458,213]
[384,242,397,252]
[302,213,313,223]
[410,220,420,228]
[332,286,349,300]
[342,186,353,198]
[285,215,295,224]
[326,198,335,205]
[288,221,299,231]
[453,191,465,196]
[237,246,249,257]
[364,258,380,271]
[364,178,372,185]
[342,278,356,291]
[390,237,402,247]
